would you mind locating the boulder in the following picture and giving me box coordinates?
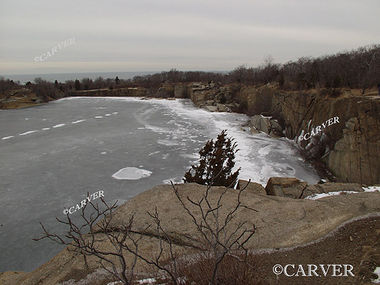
[250,115,271,134]
[249,115,283,137]
[204,105,218,112]
[268,119,283,137]
[216,103,230,112]
[237,179,266,195]
[265,177,308,199]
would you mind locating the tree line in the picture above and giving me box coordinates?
[134,44,380,92]
[1,44,379,102]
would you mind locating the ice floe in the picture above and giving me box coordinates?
[112,167,152,180]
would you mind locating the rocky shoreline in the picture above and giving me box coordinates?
[183,82,380,185]
[3,82,379,185]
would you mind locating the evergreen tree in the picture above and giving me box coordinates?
[184,130,240,187]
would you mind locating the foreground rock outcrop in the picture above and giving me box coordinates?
[3,183,379,285]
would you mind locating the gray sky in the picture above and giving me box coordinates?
[1,0,379,75]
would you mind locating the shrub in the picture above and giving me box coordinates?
[183,130,240,187]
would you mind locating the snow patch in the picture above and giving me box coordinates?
[138,278,156,284]
[52,124,65,128]
[95,116,103,119]
[19,130,38,136]
[306,186,380,200]
[112,167,152,180]
[72,119,86,124]
[106,279,156,285]
[373,267,380,284]
[363,186,380,192]
[2,136,14,140]
[306,191,358,200]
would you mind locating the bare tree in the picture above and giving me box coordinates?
[34,197,155,284]
[170,180,256,284]
[34,179,256,285]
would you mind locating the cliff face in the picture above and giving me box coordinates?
[190,84,380,184]
[276,91,380,185]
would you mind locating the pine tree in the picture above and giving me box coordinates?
[184,130,240,187]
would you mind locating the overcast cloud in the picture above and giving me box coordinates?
[1,0,379,74]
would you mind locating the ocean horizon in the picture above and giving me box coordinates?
[1,70,229,84]
[0,71,155,84]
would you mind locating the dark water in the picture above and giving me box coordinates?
[0,97,319,272]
